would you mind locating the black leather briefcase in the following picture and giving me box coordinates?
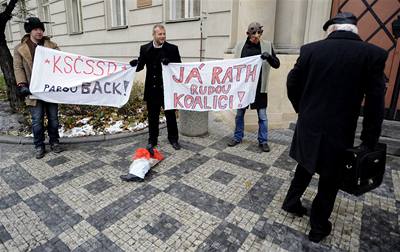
[340,143,386,196]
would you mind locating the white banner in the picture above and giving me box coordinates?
[30,46,136,108]
[162,55,262,111]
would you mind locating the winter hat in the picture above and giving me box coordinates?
[323,12,357,31]
[24,17,45,33]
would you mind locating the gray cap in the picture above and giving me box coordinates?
[247,22,263,34]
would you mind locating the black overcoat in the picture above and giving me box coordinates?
[136,41,181,102]
[287,31,388,177]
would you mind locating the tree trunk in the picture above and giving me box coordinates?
[0,44,23,112]
[0,0,22,112]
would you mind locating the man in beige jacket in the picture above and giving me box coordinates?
[13,17,62,159]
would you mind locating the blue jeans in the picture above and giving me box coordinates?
[233,108,268,144]
[30,100,60,148]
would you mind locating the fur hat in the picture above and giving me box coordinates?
[323,12,357,31]
[24,17,45,33]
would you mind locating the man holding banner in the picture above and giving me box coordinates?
[13,17,62,159]
[227,22,280,152]
[130,24,182,151]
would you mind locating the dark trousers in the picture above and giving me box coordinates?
[147,101,178,146]
[282,164,339,234]
[30,100,60,149]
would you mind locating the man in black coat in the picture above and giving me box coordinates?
[227,22,280,152]
[281,12,387,242]
[130,24,181,151]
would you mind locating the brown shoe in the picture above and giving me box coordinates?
[227,139,240,147]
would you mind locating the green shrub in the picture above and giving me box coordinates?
[59,81,148,131]
[0,75,7,101]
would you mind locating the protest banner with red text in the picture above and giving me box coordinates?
[162,55,262,111]
[29,46,136,108]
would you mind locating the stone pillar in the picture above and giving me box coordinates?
[236,0,277,42]
[179,111,209,136]
[304,0,332,44]
[226,0,277,53]
[274,0,309,52]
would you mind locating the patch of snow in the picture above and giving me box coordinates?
[131,122,147,131]
[58,126,65,138]
[105,120,124,134]
[77,117,91,125]
[63,124,96,137]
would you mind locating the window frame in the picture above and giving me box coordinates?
[105,0,128,30]
[36,0,53,37]
[166,0,201,23]
[65,0,83,35]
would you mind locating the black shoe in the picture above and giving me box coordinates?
[227,139,240,147]
[120,174,144,182]
[50,143,63,153]
[282,204,308,217]
[308,221,332,243]
[259,143,270,152]
[171,142,181,150]
[146,144,155,156]
[35,147,45,159]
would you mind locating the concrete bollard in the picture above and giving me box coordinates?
[178,110,208,137]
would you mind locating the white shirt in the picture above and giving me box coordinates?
[153,41,163,49]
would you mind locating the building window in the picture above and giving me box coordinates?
[105,0,127,29]
[37,0,52,36]
[167,0,200,21]
[65,0,83,34]
[1,2,13,41]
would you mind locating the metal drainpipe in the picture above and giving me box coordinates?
[200,4,207,62]
[200,17,203,62]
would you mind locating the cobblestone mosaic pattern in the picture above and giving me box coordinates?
[0,117,399,251]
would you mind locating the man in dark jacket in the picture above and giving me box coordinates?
[227,22,280,152]
[130,24,181,151]
[281,12,387,242]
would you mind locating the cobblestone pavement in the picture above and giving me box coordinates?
[0,115,399,251]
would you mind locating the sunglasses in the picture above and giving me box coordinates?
[251,30,263,35]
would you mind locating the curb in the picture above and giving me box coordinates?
[0,123,166,145]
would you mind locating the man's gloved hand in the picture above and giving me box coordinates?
[129,59,138,67]
[17,84,31,97]
[261,51,271,60]
[161,58,170,65]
